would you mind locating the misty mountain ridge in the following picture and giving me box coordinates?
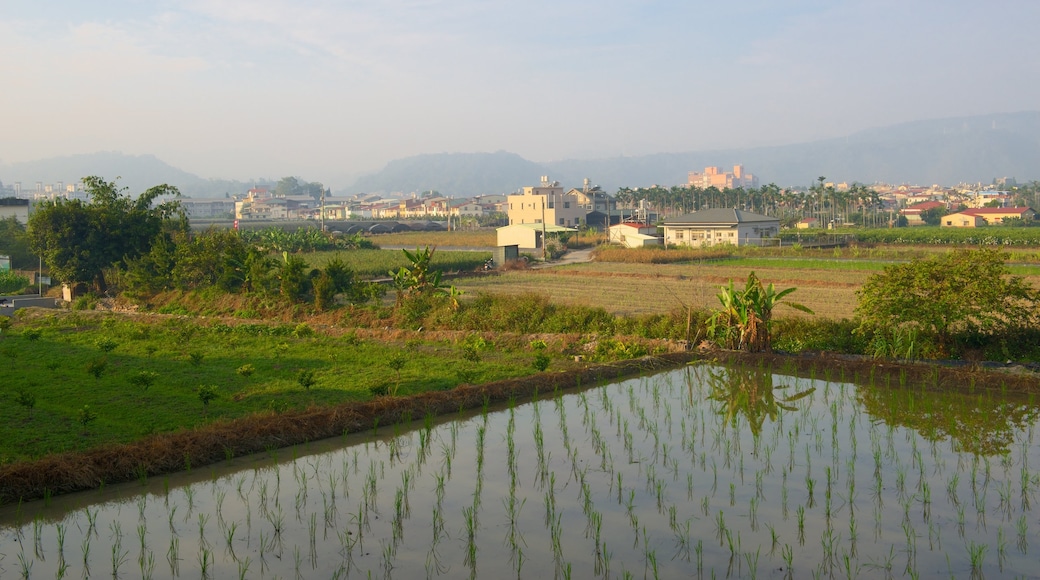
[2,112,1037,198]
[0,152,260,198]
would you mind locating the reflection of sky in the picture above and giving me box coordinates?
[1,365,1038,578]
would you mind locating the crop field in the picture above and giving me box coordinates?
[0,312,547,464]
[295,248,493,278]
[452,253,1040,320]
[453,261,868,319]
[370,229,496,248]
[3,362,1037,578]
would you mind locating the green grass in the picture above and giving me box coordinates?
[370,229,497,247]
[301,248,492,278]
[0,312,537,464]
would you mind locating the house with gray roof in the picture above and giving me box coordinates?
[662,208,779,247]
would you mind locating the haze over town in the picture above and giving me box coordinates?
[2,0,1039,187]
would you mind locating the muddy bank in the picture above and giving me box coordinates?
[2,350,1038,505]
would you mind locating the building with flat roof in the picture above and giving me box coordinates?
[687,165,759,190]
[506,176,588,228]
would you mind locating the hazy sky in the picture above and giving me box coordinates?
[2,0,1038,185]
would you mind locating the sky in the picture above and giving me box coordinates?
[1,0,1038,186]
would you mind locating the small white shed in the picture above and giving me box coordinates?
[496,223,577,250]
[608,222,661,248]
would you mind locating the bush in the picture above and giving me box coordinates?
[0,271,30,294]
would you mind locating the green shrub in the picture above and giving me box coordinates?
[196,385,219,415]
[0,271,30,294]
[77,405,98,434]
[127,370,159,390]
[297,369,317,390]
[95,337,118,352]
[86,357,108,379]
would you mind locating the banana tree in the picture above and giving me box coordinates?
[707,272,813,352]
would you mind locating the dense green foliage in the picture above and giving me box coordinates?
[616,179,887,227]
[0,271,30,294]
[237,227,375,253]
[121,229,383,307]
[27,177,185,292]
[851,227,1040,246]
[856,248,1039,355]
[0,216,35,269]
[706,272,813,352]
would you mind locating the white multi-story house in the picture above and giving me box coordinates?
[507,177,588,228]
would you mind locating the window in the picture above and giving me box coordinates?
[564,202,570,208]
[675,231,684,239]
[559,218,565,225]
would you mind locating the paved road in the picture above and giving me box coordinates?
[0,294,60,317]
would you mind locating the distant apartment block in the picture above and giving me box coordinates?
[687,165,759,190]
[181,199,236,219]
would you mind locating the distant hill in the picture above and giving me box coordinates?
[0,152,252,198]
[4,112,1037,199]
[349,151,552,196]
[356,112,1040,192]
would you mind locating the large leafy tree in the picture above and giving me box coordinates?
[27,176,184,292]
[0,216,34,269]
[855,248,1038,355]
[274,176,324,202]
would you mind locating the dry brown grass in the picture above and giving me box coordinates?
[593,246,733,264]
[454,262,868,319]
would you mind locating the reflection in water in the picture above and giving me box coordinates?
[699,364,815,436]
[1,364,1038,579]
[857,383,1040,456]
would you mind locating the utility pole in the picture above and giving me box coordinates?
[320,183,326,233]
[541,195,547,261]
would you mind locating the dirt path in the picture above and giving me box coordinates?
[532,248,595,269]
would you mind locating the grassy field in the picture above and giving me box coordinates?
[453,254,1040,320]
[453,262,864,319]
[298,248,493,277]
[0,311,554,464]
[371,229,497,247]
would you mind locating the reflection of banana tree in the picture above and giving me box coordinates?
[703,366,815,436]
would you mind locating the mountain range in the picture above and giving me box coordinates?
[2,112,1037,198]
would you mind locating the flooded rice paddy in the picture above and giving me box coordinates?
[2,362,1039,578]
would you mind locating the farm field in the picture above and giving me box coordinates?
[303,248,493,278]
[0,311,553,464]
[453,253,1040,319]
[3,362,1037,579]
[453,260,869,319]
